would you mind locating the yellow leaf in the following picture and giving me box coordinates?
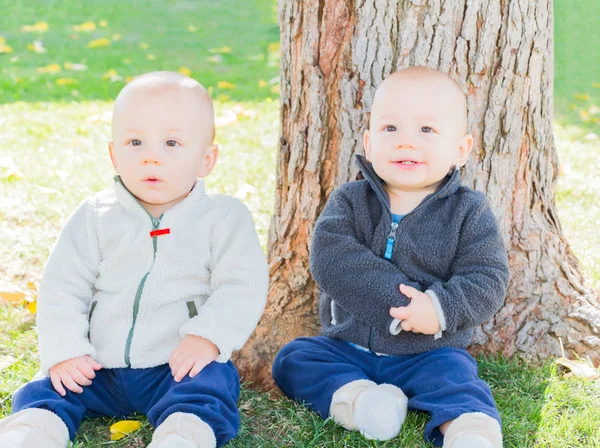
[574,93,591,101]
[569,104,577,110]
[217,81,235,89]
[258,79,268,88]
[139,42,149,49]
[147,54,156,61]
[592,82,600,89]
[73,22,96,32]
[26,301,37,314]
[216,94,230,102]
[88,38,111,48]
[188,25,197,32]
[103,69,118,79]
[206,55,222,63]
[27,281,36,290]
[37,63,61,74]
[580,109,591,122]
[56,78,77,86]
[126,76,134,83]
[112,33,122,41]
[0,44,13,54]
[21,22,49,33]
[179,66,192,77]
[64,62,72,69]
[267,42,280,52]
[0,285,26,304]
[110,420,141,441]
[27,40,47,53]
[209,46,231,54]
[0,37,5,44]
[99,20,108,28]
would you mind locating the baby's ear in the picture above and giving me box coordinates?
[108,141,119,172]
[456,134,474,167]
[198,144,219,178]
[363,130,372,161]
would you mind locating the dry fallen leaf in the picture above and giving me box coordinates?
[88,38,111,48]
[56,78,77,86]
[217,81,235,89]
[179,66,192,77]
[21,22,49,33]
[0,43,14,54]
[556,357,600,380]
[110,420,141,441]
[0,284,26,304]
[73,22,96,32]
[37,63,61,74]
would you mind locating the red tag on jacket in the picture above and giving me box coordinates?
[150,228,171,237]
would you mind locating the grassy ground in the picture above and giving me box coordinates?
[1,0,599,447]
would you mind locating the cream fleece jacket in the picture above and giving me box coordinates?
[36,179,269,375]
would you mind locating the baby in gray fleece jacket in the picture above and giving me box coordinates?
[272,66,509,448]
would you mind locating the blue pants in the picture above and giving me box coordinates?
[12,362,240,447]
[272,336,500,446]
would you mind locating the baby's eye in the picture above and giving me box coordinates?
[384,125,397,132]
[166,140,179,147]
[131,139,142,146]
[420,126,434,134]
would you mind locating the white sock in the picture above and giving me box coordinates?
[156,433,197,448]
[443,412,502,448]
[329,380,408,441]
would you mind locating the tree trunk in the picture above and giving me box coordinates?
[234,0,600,390]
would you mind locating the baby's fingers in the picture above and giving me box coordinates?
[71,368,92,387]
[174,358,195,383]
[400,320,413,332]
[50,372,66,397]
[399,284,419,298]
[84,356,102,371]
[60,372,83,394]
[189,359,209,378]
[390,306,410,319]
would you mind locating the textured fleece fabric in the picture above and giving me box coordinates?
[35,177,269,374]
[311,155,510,356]
[12,362,240,446]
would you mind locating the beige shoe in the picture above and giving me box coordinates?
[443,412,502,448]
[148,412,216,448]
[0,408,69,448]
[329,380,408,441]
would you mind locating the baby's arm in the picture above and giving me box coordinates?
[36,200,101,381]
[423,194,510,333]
[310,187,422,331]
[177,199,268,367]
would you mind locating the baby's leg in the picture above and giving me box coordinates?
[0,369,133,447]
[272,336,408,441]
[143,362,240,448]
[380,347,501,447]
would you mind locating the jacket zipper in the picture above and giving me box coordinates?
[384,221,399,260]
[124,215,161,366]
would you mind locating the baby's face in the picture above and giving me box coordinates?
[364,73,472,194]
[109,86,216,217]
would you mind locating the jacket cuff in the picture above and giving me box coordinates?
[425,289,446,340]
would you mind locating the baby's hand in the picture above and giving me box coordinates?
[169,335,219,382]
[48,355,102,396]
[390,284,440,335]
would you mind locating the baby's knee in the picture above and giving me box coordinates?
[272,339,315,381]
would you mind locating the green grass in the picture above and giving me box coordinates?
[1,0,600,447]
[0,0,280,103]
[554,0,600,137]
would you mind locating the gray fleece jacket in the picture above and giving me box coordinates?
[310,155,510,356]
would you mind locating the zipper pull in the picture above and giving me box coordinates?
[384,222,399,260]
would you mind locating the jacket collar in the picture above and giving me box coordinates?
[114,175,206,220]
[354,154,461,212]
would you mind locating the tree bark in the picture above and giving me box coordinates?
[234,0,600,390]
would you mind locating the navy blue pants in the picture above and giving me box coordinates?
[272,336,500,447]
[12,362,240,447]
